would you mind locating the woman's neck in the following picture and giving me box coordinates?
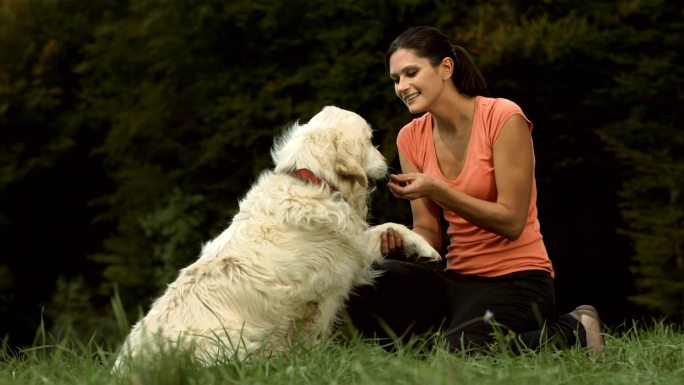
[430,89,477,133]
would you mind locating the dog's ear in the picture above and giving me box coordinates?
[334,136,368,187]
[335,157,367,187]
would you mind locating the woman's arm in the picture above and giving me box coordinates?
[387,114,533,240]
[380,151,443,256]
[401,151,443,251]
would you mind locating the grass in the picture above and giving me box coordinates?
[1,320,683,385]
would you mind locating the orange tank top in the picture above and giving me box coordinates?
[396,96,554,278]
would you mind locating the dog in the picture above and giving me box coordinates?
[113,106,441,370]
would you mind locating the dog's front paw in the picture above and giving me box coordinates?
[402,233,441,262]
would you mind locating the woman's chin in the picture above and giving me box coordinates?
[406,103,426,114]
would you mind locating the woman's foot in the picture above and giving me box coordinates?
[570,305,604,358]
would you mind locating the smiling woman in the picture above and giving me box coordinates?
[345,26,604,357]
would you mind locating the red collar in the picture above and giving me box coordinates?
[289,168,338,192]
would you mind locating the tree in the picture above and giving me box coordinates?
[2,0,680,347]
[0,0,114,345]
[591,0,684,318]
[463,0,684,319]
[77,0,448,329]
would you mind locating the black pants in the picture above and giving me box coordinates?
[345,260,585,352]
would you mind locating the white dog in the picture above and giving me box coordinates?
[113,106,441,370]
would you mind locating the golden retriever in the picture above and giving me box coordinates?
[113,106,440,370]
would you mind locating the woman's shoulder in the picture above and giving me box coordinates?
[397,113,432,166]
[400,112,431,131]
[478,96,523,114]
[477,96,532,139]
[398,112,431,139]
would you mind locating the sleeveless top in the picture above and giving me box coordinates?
[396,96,554,277]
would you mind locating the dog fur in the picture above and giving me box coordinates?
[113,106,441,370]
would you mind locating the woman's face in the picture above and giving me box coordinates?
[388,48,447,114]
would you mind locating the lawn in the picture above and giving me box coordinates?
[1,320,682,385]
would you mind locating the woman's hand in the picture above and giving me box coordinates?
[380,227,403,256]
[387,173,435,200]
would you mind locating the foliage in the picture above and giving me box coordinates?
[443,0,684,318]
[76,0,430,318]
[590,0,684,317]
[0,0,682,347]
[0,0,114,345]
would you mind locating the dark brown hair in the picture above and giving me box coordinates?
[385,26,489,97]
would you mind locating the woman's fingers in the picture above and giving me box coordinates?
[381,228,403,256]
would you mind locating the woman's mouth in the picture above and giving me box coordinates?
[404,92,420,103]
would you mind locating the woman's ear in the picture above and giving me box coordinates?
[440,57,454,80]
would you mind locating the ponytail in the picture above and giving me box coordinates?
[451,45,489,97]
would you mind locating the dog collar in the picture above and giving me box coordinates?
[289,168,338,192]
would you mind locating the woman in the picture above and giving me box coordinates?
[346,26,603,356]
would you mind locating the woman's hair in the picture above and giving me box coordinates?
[385,26,489,97]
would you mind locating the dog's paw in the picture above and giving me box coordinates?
[402,233,441,262]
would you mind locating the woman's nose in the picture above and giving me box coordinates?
[396,78,408,94]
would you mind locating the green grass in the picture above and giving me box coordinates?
[1,321,683,385]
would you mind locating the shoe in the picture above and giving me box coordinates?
[570,305,604,358]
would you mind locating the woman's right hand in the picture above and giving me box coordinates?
[387,173,436,200]
[380,227,403,256]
